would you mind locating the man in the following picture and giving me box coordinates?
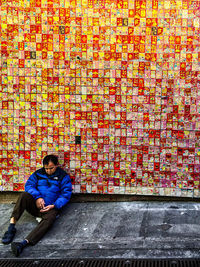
[2,154,72,257]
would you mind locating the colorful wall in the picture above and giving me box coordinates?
[0,0,200,197]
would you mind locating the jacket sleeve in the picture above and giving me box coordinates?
[25,172,43,200]
[53,174,72,210]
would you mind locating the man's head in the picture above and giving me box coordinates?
[43,154,59,175]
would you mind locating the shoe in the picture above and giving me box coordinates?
[2,228,16,244]
[11,242,23,257]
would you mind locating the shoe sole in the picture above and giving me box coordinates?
[2,236,15,245]
[11,243,20,257]
[2,241,12,245]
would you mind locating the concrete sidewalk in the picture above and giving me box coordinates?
[0,201,200,259]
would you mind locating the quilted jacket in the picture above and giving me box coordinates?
[25,167,72,210]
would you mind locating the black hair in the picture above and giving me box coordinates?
[43,155,59,166]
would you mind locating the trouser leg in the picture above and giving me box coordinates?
[26,208,58,245]
[11,192,39,221]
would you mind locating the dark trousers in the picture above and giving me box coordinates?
[11,192,58,245]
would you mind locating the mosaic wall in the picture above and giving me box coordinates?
[0,0,200,197]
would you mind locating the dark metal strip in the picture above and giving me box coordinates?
[1,259,200,267]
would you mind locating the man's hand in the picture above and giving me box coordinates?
[36,198,45,210]
[40,205,55,213]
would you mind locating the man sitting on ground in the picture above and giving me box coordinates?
[2,154,72,257]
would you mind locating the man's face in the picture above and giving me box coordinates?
[44,161,57,176]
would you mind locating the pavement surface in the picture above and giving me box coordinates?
[0,201,200,259]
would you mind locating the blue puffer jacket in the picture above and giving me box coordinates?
[25,167,72,210]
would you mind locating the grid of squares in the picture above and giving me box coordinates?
[0,0,200,197]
